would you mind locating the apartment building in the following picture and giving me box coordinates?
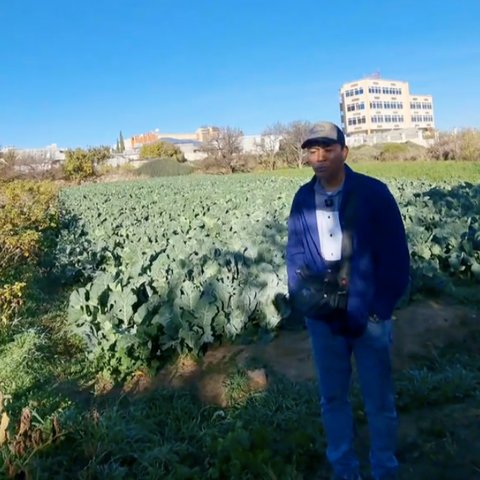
[339,76,435,138]
[126,126,221,150]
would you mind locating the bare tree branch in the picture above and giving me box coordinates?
[279,121,314,168]
[257,123,283,170]
[199,127,244,171]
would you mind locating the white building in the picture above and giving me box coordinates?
[1,144,66,171]
[339,76,435,146]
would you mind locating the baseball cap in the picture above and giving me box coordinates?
[301,122,346,149]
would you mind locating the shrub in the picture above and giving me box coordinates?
[191,156,231,174]
[458,129,480,161]
[135,158,192,177]
[347,144,380,163]
[139,141,185,162]
[348,142,427,162]
[428,129,480,161]
[0,150,18,180]
[192,153,265,174]
[378,142,427,162]
[63,146,111,181]
[231,154,260,173]
[0,180,58,328]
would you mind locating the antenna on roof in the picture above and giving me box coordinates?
[365,71,381,79]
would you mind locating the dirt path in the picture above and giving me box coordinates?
[194,298,479,384]
[114,299,480,479]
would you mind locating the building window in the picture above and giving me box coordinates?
[412,115,429,122]
[381,101,404,109]
[381,87,401,95]
[345,87,365,97]
[348,116,366,126]
[347,102,365,112]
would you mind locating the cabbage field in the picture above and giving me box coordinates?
[56,174,480,375]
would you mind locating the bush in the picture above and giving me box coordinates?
[231,154,260,173]
[63,146,111,181]
[135,158,193,177]
[428,129,480,161]
[347,144,381,163]
[0,180,58,328]
[0,150,18,180]
[348,142,427,162]
[139,141,185,162]
[381,142,427,161]
[191,156,232,174]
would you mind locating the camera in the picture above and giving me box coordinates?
[291,263,348,320]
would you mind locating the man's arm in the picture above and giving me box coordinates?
[286,194,305,299]
[371,184,410,319]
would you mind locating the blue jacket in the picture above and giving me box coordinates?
[286,164,410,333]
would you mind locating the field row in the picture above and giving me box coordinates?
[57,174,480,375]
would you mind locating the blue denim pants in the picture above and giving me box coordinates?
[306,317,398,480]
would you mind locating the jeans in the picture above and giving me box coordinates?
[306,317,398,480]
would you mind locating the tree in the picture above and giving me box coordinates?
[119,131,125,153]
[199,126,244,172]
[278,121,314,168]
[256,123,283,170]
[428,131,459,161]
[63,146,111,180]
[457,128,480,161]
[427,128,480,161]
[139,141,185,162]
[0,149,18,179]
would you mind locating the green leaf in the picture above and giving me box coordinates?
[108,289,137,326]
[471,261,480,281]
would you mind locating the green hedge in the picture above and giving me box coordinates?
[135,158,193,177]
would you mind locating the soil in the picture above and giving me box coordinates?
[148,298,479,394]
[136,298,480,480]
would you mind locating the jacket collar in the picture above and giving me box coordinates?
[302,164,356,266]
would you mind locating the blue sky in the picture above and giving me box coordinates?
[1,0,479,148]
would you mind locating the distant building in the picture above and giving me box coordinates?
[123,127,281,161]
[339,76,435,146]
[127,131,162,149]
[126,126,221,150]
[0,144,66,171]
[195,126,220,142]
[241,134,282,155]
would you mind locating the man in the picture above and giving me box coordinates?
[286,122,410,480]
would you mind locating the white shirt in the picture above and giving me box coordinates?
[314,180,343,261]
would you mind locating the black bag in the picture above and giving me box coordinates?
[292,264,348,320]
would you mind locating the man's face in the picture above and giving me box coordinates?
[306,143,348,181]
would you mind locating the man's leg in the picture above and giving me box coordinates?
[306,318,360,478]
[353,319,398,480]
